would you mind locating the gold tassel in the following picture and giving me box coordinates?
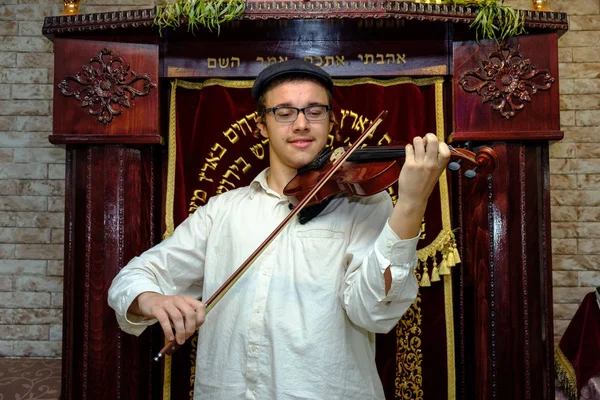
[439,254,450,275]
[446,248,456,267]
[420,261,431,287]
[431,258,440,282]
[452,242,461,265]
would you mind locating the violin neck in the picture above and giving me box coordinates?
[347,145,406,163]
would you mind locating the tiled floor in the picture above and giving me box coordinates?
[0,358,61,399]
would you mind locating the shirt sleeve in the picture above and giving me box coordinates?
[341,192,419,334]
[107,202,211,336]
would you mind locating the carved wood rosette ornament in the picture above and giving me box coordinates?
[58,48,156,124]
[458,42,555,119]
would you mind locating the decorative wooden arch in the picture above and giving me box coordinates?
[43,3,567,399]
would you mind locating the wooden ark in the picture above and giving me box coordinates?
[42,2,567,399]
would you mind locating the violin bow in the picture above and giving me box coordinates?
[154,110,388,361]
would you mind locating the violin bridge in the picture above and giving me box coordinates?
[329,147,345,163]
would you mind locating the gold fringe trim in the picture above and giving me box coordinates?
[333,76,444,87]
[555,347,578,400]
[437,79,456,400]
[164,80,179,240]
[159,80,182,400]
[444,274,456,400]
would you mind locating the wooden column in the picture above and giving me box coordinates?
[51,38,163,400]
[451,33,561,400]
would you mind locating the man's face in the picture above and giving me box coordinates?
[257,80,333,172]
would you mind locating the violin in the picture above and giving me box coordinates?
[153,110,497,360]
[283,143,497,224]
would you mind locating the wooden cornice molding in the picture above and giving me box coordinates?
[42,1,568,36]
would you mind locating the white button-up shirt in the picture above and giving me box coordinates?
[108,168,419,400]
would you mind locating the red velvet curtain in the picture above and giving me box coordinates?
[166,77,451,400]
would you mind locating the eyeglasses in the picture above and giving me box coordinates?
[264,105,330,123]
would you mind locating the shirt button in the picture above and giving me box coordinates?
[249,383,256,390]
[386,240,393,248]
[254,307,261,313]
[250,345,258,353]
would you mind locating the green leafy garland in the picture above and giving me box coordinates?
[154,0,526,41]
[449,0,526,42]
[154,0,246,34]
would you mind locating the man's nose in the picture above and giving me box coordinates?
[292,111,309,130]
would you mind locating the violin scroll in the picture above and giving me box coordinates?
[448,145,497,179]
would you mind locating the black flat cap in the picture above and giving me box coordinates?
[251,59,334,100]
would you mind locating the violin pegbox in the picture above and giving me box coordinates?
[447,144,498,179]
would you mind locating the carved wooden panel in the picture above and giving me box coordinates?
[57,48,156,125]
[458,42,555,120]
[52,39,160,143]
[452,34,562,141]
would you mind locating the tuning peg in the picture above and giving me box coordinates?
[464,167,477,179]
[448,159,461,171]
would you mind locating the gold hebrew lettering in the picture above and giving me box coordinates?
[191,189,208,203]
[207,58,217,69]
[304,56,313,63]
[327,133,335,147]
[377,132,392,146]
[353,115,370,133]
[200,163,216,172]
[231,57,240,67]
[210,143,226,159]
[365,54,374,64]
[219,178,236,188]
[358,54,364,63]
[250,143,265,160]
[376,54,385,65]
[397,53,407,64]
[205,157,220,169]
[340,109,349,129]
[315,56,323,67]
[224,169,241,181]
[216,185,229,194]
[188,203,199,214]
[219,58,229,68]
[267,57,277,65]
[279,56,288,62]
[347,111,359,129]
[198,171,214,183]
[324,56,334,67]
[335,56,345,66]
[257,57,265,66]
[236,118,252,135]
[235,157,251,173]
[224,127,239,144]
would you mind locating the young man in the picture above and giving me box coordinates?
[108,60,450,399]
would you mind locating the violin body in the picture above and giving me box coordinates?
[283,143,497,212]
[284,160,402,207]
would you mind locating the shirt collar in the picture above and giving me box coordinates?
[249,168,271,200]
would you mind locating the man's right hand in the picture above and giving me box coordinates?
[130,292,206,345]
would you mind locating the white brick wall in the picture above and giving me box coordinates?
[0,0,597,357]
[506,0,600,344]
[0,0,155,357]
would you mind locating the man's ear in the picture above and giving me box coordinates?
[256,117,269,139]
